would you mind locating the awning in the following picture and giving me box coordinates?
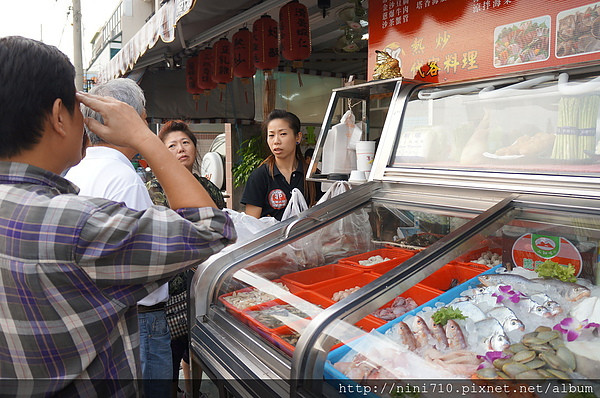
[100,0,368,82]
[99,0,195,81]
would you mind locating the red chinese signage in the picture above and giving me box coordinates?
[368,0,600,83]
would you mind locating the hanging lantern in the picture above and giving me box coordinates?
[212,38,234,84]
[185,56,203,96]
[233,28,256,78]
[252,15,279,71]
[197,48,217,91]
[185,55,203,111]
[279,0,311,66]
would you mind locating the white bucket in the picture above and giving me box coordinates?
[356,141,375,172]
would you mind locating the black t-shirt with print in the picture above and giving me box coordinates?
[241,162,306,221]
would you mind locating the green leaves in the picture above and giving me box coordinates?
[535,260,577,283]
[232,135,264,188]
[431,306,467,326]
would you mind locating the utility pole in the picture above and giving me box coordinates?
[72,0,84,91]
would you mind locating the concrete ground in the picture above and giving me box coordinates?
[178,368,219,398]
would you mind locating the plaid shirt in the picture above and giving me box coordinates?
[0,162,236,397]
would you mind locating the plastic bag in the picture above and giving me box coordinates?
[281,188,308,221]
[315,181,373,260]
[321,110,363,174]
[223,209,279,245]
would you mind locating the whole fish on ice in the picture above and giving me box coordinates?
[445,319,467,350]
[474,318,510,351]
[478,274,590,302]
[486,306,525,332]
[530,293,562,317]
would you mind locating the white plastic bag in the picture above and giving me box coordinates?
[281,188,308,221]
[315,181,372,259]
[223,209,279,245]
[316,181,352,205]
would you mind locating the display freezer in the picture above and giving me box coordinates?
[190,68,600,397]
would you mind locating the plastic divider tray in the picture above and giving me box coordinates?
[310,273,379,302]
[454,246,502,269]
[324,265,501,397]
[217,279,302,324]
[371,283,443,322]
[338,248,417,274]
[268,291,384,356]
[419,262,485,292]
[280,263,364,290]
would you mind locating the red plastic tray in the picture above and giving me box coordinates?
[280,263,363,289]
[218,279,302,324]
[310,273,378,302]
[371,283,443,321]
[453,247,501,269]
[268,292,385,356]
[419,263,484,291]
[338,248,416,270]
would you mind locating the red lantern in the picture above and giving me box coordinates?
[197,48,217,90]
[212,38,233,84]
[253,15,279,71]
[185,56,203,95]
[233,28,256,78]
[279,0,311,64]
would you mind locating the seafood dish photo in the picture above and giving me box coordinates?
[556,2,600,58]
[494,16,550,67]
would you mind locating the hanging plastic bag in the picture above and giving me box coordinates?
[281,188,308,221]
[223,209,279,245]
[315,181,373,259]
[316,181,352,205]
[321,110,363,175]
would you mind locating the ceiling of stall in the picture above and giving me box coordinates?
[133,0,369,79]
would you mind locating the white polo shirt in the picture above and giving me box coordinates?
[65,146,169,306]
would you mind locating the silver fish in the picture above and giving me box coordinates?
[478,274,541,293]
[520,297,553,318]
[451,301,487,322]
[487,306,525,333]
[530,278,590,302]
[479,274,591,302]
[475,318,511,351]
[457,286,500,309]
[530,293,562,317]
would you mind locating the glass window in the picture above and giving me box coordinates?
[323,197,600,384]
[393,74,600,177]
[215,199,477,358]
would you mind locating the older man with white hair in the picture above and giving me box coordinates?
[66,78,172,397]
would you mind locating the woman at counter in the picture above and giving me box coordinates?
[146,120,225,398]
[241,109,319,220]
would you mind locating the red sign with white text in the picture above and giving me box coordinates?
[368,0,600,83]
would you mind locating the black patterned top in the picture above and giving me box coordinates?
[146,173,226,210]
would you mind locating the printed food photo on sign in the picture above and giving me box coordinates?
[556,2,600,58]
[494,15,551,67]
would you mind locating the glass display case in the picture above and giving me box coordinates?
[190,67,600,397]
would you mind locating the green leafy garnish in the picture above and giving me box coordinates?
[536,260,577,283]
[431,306,467,326]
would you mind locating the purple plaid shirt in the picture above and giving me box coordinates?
[0,162,236,397]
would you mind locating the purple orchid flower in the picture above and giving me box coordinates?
[492,285,526,304]
[476,350,509,370]
[553,317,600,342]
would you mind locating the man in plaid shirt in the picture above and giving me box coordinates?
[0,36,236,397]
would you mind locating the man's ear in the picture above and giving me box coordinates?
[50,98,68,138]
